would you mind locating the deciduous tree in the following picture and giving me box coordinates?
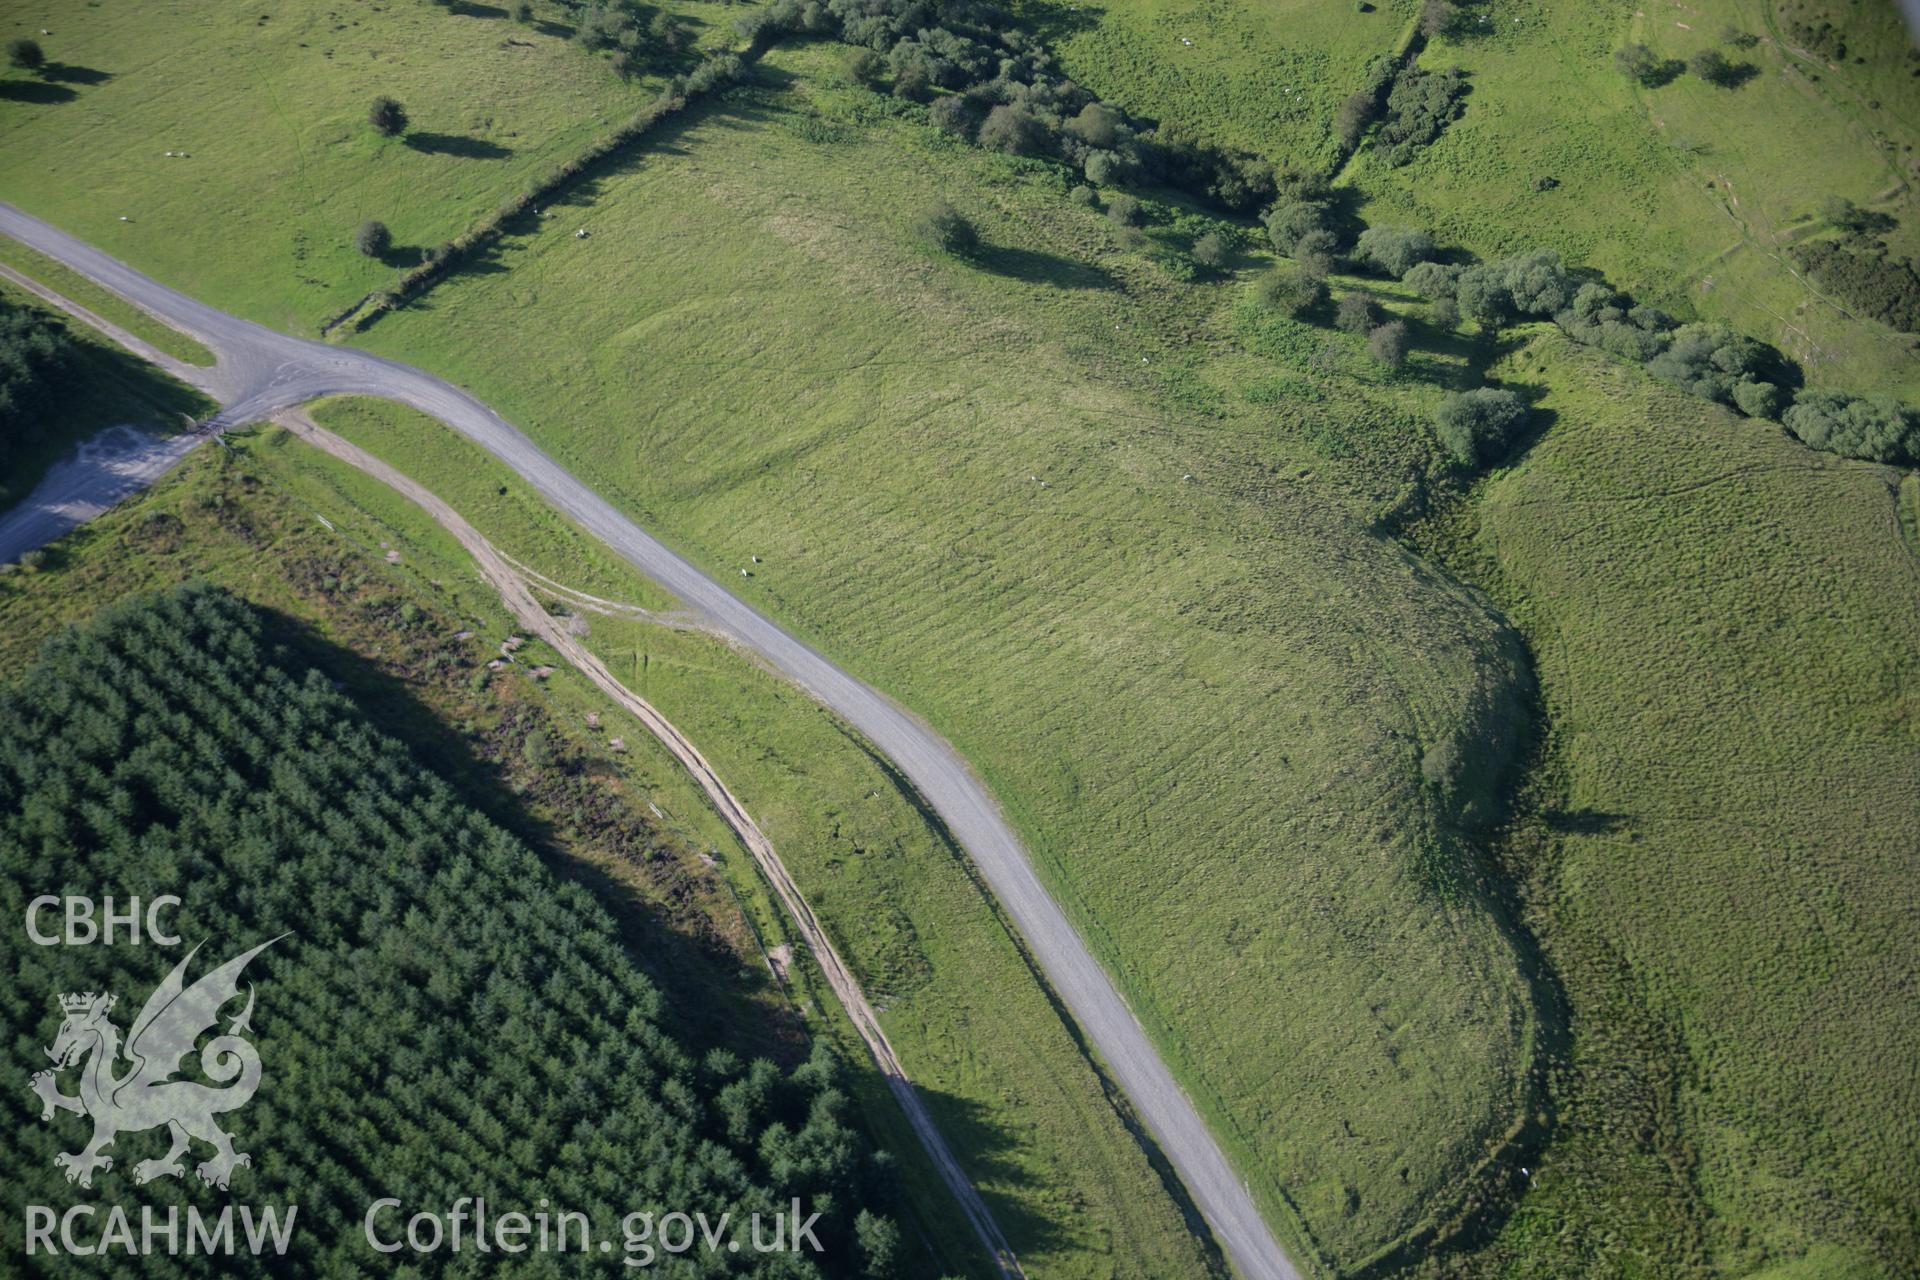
[353,220,392,258]
[7,37,45,72]
[1367,320,1410,368]
[368,95,408,137]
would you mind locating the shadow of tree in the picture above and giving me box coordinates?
[448,0,509,15]
[1639,59,1687,88]
[41,62,111,85]
[1015,0,1104,44]
[405,130,513,159]
[0,79,76,104]
[1542,808,1633,835]
[377,245,430,270]
[1705,60,1761,89]
[978,244,1117,290]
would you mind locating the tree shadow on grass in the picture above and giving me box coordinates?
[1408,325,1530,393]
[377,244,429,270]
[42,62,111,86]
[1016,0,1103,44]
[912,1085,1073,1268]
[1542,807,1633,835]
[1704,61,1761,89]
[0,79,76,104]
[405,130,512,159]
[1637,59,1687,88]
[977,244,1117,290]
[449,0,509,15]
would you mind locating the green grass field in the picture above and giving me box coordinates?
[297,395,1223,1278]
[339,48,1549,1272]
[1021,0,1417,170]
[0,0,706,332]
[1403,330,1920,1278]
[1344,0,1920,401]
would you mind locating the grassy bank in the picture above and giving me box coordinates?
[0,238,216,364]
[1398,331,1920,1278]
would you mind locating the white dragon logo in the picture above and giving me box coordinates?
[28,937,282,1191]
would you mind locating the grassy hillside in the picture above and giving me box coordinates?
[1022,0,1417,170]
[10,0,1912,1268]
[0,0,699,331]
[339,47,1546,1273]
[1405,332,1920,1279]
[1344,0,1920,401]
[0,581,905,1277]
[283,396,1223,1280]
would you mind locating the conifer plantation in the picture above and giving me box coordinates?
[0,584,899,1277]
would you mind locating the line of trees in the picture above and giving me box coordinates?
[1254,203,1917,468]
[741,0,1282,214]
[1615,28,1757,89]
[1337,57,1468,167]
[0,585,905,1278]
[571,0,694,77]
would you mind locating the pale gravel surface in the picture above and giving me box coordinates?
[0,202,1302,1280]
